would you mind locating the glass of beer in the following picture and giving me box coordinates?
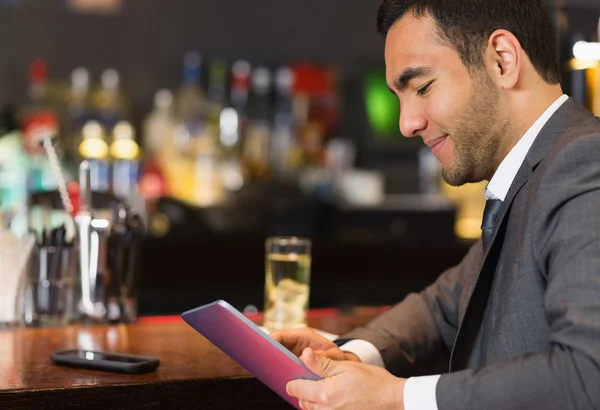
[263,237,312,331]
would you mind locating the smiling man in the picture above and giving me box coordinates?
[271,0,600,409]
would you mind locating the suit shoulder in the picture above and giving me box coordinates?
[546,111,600,164]
[535,120,600,202]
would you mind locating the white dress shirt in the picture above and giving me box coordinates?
[340,94,569,409]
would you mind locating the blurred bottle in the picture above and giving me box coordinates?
[173,52,224,206]
[230,60,251,123]
[216,60,251,194]
[110,121,140,199]
[171,52,203,201]
[21,60,56,154]
[159,123,194,203]
[191,135,224,206]
[78,121,110,191]
[292,64,341,167]
[220,105,240,152]
[93,68,128,132]
[271,66,297,176]
[139,89,178,205]
[175,52,205,133]
[63,67,92,162]
[205,58,228,125]
[222,59,251,156]
[140,88,173,203]
[219,107,244,192]
[138,158,166,206]
[191,105,224,206]
[0,107,28,213]
[20,59,62,191]
[244,66,272,179]
[142,89,177,160]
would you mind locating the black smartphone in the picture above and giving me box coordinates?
[51,349,160,374]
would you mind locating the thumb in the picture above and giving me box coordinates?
[269,331,282,344]
[300,348,346,377]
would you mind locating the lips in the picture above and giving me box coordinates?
[425,135,448,149]
[424,134,449,158]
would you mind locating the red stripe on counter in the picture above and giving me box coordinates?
[138,315,184,324]
[137,307,383,325]
[138,309,335,324]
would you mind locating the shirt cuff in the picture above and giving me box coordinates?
[404,374,441,410]
[338,339,385,367]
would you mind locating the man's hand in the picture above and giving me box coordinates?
[270,327,360,362]
[287,348,406,410]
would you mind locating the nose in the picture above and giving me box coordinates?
[399,102,427,138]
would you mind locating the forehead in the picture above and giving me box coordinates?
[384,14,462,86]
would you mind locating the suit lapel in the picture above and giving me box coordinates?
[448,97,586,371]
[449,166,531,371]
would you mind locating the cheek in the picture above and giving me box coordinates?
[426,92,459,131]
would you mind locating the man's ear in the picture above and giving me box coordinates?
[484,29,521,89]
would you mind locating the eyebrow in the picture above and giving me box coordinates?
[393,66,433,92]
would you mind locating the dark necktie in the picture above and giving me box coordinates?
[452,198,504,370]
[481,199,502,249]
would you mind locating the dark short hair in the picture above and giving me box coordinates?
[377,0,560,84]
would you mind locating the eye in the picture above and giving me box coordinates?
[416,80,434,96]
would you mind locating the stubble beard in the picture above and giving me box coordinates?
[441,71,510,186]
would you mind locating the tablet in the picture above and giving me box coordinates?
[181,300,321,408]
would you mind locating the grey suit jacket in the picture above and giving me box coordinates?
[341,98,600,410]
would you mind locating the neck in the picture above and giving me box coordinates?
[489,83,563,179]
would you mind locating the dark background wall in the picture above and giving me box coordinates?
[0,0,598,132]
[0,0,383,126]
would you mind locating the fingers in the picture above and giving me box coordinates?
[314,347,348,361]
[288,350,349,408]
[287,378,323,403]
[270,328,318,355]
[299,399,318,410]
[343,351,362,362]
[300,348,343,378]
[270,331,282,344]
[314,349,341,361]
[270,329,304,355]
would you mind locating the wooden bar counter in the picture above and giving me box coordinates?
[0,307,383,409]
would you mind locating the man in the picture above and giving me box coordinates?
[271,0,600,409]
